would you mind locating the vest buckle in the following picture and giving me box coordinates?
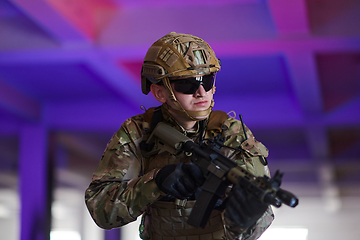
[174,199,187,208]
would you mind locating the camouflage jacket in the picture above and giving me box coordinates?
[85,105,274,240]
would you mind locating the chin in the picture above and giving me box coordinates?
[192,114,210,120]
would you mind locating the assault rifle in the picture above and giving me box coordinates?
[149,122,299,229]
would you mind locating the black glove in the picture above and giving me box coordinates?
[155,162,205,200]
[225,185,268,228]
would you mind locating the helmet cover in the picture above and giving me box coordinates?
[141,32,221,95]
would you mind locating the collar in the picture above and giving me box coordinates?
[160,104,201,137]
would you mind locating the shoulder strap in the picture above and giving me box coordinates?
[207,110,229,131]
[140,106,163,153]
[150,106,163,130]
[142,106,163,129]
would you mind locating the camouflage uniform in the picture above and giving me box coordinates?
[85,105,274,240]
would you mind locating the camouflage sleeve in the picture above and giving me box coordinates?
[221,118,274,240]
[85,118,166,229]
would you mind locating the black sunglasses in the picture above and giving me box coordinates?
[170,73,215,94]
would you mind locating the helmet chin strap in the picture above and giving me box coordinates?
[162,77,214,121]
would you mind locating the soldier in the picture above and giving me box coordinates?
[85,32,274,240]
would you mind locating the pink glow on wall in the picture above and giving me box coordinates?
[46,0,117,39]
[118,60,143,84]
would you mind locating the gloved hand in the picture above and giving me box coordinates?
[155,162,205,200]
[225,185,268,228]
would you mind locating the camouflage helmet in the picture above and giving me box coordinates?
[141,32,221,95]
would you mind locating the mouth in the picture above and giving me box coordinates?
[194,100,208,107]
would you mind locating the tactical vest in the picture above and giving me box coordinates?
[140,107,229,240]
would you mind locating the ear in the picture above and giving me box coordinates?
[150,84,167,103]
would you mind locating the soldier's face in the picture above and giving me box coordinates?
[168,83,214,113]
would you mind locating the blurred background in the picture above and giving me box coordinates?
[0,0,360,239]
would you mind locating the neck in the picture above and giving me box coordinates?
[168,108,197,130]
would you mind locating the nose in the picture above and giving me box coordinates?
[194,84,206,97]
